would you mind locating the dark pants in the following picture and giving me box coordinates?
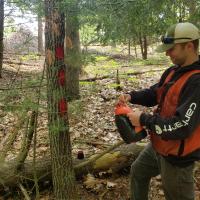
[130,143,195,200]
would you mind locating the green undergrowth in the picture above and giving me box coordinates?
[85,55,119,76]
[19,53,40,61]
[84,53,169,77]
[129,55,169,66]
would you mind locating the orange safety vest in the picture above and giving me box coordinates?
[151,69,200,156]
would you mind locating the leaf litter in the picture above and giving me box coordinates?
[0,61,200,199]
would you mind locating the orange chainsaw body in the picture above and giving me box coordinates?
[115,104,147,143]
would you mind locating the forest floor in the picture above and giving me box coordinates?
[0,48,200,200]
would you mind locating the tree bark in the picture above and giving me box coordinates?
[128,39,131,57]
[45,0,76,199]
[139,34,143,59]
[139,33,148,60]
[38,16,44,54]
[65,6,81,101]
[0,143,145,189]
[134,45,137,58]
[143,35,148,60]
[0,0,4,78]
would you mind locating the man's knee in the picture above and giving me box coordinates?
[130,160,144,179]
[130,159,156,181]
[130,145,159,179]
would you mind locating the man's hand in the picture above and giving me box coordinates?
[127,108,143,127]
[117,94,131,105]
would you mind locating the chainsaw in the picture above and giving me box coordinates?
[115,104,147,144]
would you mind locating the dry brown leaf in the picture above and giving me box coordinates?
[99,170,112,177]
[83,174,97,189]
[83,173,104,191]
[40,146,48,152]
[106,181,117,189]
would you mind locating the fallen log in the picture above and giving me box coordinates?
[3,60,40,67]
[0,142,145,189]
[80,68,166,82]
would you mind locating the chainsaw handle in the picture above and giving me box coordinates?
[115,104,144,134]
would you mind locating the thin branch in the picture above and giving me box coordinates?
[15,111,36,168]
[18,183,31,200]
[32,63,46,199]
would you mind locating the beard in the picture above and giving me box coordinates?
[171,56,186,66]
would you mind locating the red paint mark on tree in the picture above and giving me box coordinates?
[58,69,65,86]
[56,46,64,59]
[59,98,67,116]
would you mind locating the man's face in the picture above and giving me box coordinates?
[166,43,188,66]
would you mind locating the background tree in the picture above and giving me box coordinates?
[38,15,44,54]
[65,0,81,101]
[79,0,199,60]
[0,0,4,78]
[8,0,45,54]
[45,0,77,199]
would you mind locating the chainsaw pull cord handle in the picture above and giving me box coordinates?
[135,126,143,133]
[115,103,143,133]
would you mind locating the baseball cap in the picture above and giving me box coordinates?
[156,22,200,53]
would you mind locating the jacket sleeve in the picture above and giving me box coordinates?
[129,84,158,107]
[140,74,200,140]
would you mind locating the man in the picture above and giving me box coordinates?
[118,22,200,200]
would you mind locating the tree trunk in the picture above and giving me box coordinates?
[134,45,137,58]
[128,39,131,57]
[45,1,76,199]
[139,34,144,58]
[143,35,148,60]
[0,143,145,189]
[38,16,44,54]
[0,0,4,78]
[65,6,81,101]
[187,0,197,23]
[139,33,147,60]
